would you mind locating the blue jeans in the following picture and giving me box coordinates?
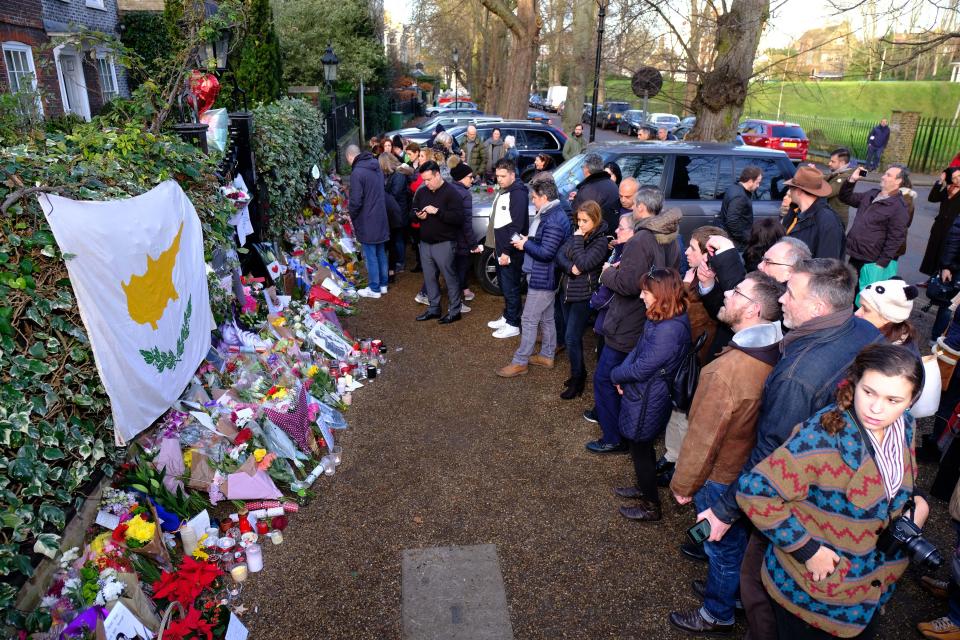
[933,303,953,341]
[865,146,883,170]
[389,229,406,271]
[695,480,750,625]
[562,300,591,378]
[498,254,523,327]
[361,242,388,291]
[594,345,629,446]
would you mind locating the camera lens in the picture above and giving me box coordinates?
[905,536,943,570]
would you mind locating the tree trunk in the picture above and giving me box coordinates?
[683,0,702,115]
[688,0,768,142]
[479,0,540,120]
[562,0,596,132]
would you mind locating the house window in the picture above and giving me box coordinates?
[96,55,119,102]
[85,0,106,9]
[2,42,43,116]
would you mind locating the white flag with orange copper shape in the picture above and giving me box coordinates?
[41,181,212,444]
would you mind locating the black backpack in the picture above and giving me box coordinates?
[668,332,708,413]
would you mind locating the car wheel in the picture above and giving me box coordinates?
[476,248,502,296]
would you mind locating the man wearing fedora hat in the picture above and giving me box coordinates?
[780,166,845,260]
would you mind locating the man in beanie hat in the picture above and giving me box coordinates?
[450,162,478,311]
[781,166,845,260]
[855,278,920,355]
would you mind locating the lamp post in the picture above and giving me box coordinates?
[452,47,459,104]
[202,0,230,71]
[589,0,609,143]
[322,43,341,171]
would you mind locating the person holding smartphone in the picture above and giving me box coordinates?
[667,271,785,635]
[737,344,930,639]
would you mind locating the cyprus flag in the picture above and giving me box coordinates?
[41,181,212,444]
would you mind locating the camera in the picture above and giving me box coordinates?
[877,515,942,570]
[858,167,868,177]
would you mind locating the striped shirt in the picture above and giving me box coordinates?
[865,416,905,499]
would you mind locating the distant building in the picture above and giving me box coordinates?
[792,22,855,79]
[1,0,64,116]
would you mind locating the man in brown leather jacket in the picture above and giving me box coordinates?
[667,271,785,636]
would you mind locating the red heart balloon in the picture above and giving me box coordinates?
[190,70,221,116]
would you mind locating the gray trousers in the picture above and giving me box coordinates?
[420,240,462,315]
[512,286,557,365]
[664,411,690,463]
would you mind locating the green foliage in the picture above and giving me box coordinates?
[139,297,193,372]
[119,12,174,90]
[273,0,388,88]
[251,98,326,237]
[230,0,285,106]
[0,121,233,628]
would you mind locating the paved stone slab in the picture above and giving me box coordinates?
[401,544,514,640]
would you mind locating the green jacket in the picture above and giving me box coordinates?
[826,166,855,228]
[462,136,488,172]
[563,134,586,160]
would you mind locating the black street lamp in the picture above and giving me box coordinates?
[321,43,341,171]
[589,0,609,143]
[452,47,459,104]
[202,0,230,72]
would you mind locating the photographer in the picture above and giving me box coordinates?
[737,344,932,639]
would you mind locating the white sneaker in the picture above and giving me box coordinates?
[492,324,520,339]
[414,292,429,305]
[487,316,507,329]
[460,304,472,313]
[380,286,388,294]
[357,287,381,299]
[464,289,476,301]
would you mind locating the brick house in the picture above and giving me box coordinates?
[1,0,65,116]
[40,0,129,120]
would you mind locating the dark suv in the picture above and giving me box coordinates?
[470,141,796,294]
[596,101,631,129]
[446,121,567,173]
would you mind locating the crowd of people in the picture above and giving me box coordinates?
[346,126,960,639]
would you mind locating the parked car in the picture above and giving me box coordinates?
[469,141,796,294]
[446,121,567,175]
[673,124,694,140]
[529,94,545,109]
[393,115,504,145]
[616,110,648,136]
[581,102,593,123]
[527,110,551,124]
[426,100,480,116]
[679,116,696,128]
[596,101,631,129]
[737,119,809,163]
[648,113,682,130]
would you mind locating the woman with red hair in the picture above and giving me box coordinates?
[610,267,692,521]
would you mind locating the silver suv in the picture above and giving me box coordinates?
[469,141,797,295]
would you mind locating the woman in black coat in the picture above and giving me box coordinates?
[920,167,960,276]
[554,201,610,399]
[380,153,413,276]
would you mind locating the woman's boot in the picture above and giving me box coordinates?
[560,373,586,400]
[935,336,960,390]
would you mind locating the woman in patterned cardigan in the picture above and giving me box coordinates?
[737,344,930,639]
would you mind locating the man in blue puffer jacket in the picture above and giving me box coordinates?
[497,173,572,377]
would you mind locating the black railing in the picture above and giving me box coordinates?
[324,102,357,151]
[909,117,960,173]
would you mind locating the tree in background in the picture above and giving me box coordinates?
[230,0,285,106]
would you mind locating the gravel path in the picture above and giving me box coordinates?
[242,272,953,639]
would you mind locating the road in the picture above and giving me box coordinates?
[548,113,938,289]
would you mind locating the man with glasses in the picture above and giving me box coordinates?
[780,166,844,259]
[669,271,785,635]
[757,237,812,283]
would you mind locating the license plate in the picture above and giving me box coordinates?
[781,142,798,148]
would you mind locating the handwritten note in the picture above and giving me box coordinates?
[225,612,249,640]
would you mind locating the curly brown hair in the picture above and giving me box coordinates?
[640,267,689,321]
[818,343,923,434]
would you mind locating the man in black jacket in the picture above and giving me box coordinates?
[570,153,621,231]
[485,159,530,338]
[412,161,465,324]
[781,166,844,259]
[714,166,762,251]
[840,164,910,278]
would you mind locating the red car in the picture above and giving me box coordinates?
[737,119,809,162]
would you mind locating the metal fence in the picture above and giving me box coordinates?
[909,117,960,173]
[324,102,357,151]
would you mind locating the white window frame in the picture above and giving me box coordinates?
[95,52,119,103]
[2,41,43,117]
[85,0,106,9]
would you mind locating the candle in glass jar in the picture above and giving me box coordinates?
[331,445,343,466]
[256,520,269,535]
[246,544,263,572]
[180,526,198,556]
[230,564,248,583]
[268,530,284,545]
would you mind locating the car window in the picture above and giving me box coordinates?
[740,123,763,135]
[771,125,805,138]
[607,103,630,113]
[714,157,736,200]
[615,154,666,188]
[670,155,722,200]
[519,129,559,150]
[734,157,789,201]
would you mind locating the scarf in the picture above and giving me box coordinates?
[781,308,852,352]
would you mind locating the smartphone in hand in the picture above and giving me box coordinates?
[687,519,711,545]
[858,167,868,177]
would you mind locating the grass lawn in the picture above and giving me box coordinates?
[601,75,960,121]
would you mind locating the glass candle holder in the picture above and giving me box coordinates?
[331,445,343,466]
[246,544,263,573]
[230,564,249,583]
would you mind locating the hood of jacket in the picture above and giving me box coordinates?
[576,170,615,191]
[900,187,917,200]
[352,151,380,173]
[537,199,563,218]
[730,322,783,366]
[635,207,682,245]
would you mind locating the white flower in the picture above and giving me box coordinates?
[40,595,58,608]
[62,577,80,591]
[58,547,80,568]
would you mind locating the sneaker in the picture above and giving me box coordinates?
[492,324,520,339]
[460,304,472,313]
[918,616,960,640]
[487,316,508,329]
[357,287,381,299]
[921,576,950,600]
[414,292,429,305]
[463,289,476,301]
[583,408,598,423]
[380,286,388,294]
